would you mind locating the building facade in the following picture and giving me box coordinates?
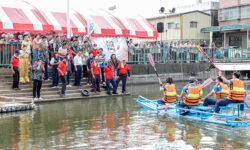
[147,11,211,42]
[219,0,250,48]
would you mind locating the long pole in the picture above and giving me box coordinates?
[247,29,249,49]
[67,0,71,39]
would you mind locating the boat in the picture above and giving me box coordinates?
[137,96,250,127]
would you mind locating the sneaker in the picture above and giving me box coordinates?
[33,97,38,101]
[56,86,59,88]
[52,86,57,88]
[91,89,95,92]
[69,85,72,87]
[107,92,112,95]
[38,97,44,101]
[97,90,101,92]
[66,85,70,88]
[112,92,118,94]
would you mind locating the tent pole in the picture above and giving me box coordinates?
[67,0,71,39]
[247,29,249,49]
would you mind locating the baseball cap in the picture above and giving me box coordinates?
[14,50,20,54]
[63,56,68,60]
[189,77,197,83]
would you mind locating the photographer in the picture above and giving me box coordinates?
[33,58,45,101]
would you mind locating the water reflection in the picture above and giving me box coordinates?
[0,83,249,149]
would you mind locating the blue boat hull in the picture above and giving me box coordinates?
[137,96,250,127]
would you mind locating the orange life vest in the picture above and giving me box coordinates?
[215,83,229,100]
[163,84,177,103]
[229,79,245,101]
[184,85,200,106]
[197,84,203,101]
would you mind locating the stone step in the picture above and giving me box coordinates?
[0,88,85,97]
[0,86,93,94]
[2,92,129,103]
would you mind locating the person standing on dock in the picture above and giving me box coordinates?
[157,77,177,105]
[209,72,246,119]
[97,48,106,84]
[110,54,121,81]
[81,48,89,78]
[11,50,20,90]
[179,77,201,110]
[57,57,68,97]
[66,53,72,87]
[104,60,117,95]
[32,58,45,101]
[116,60,130,94]
[50,52,60,88]
[19,45,31,83]
[86,52,94,85]
[91,58,101,92]
[202,76,229,106]
[74,51,83,86]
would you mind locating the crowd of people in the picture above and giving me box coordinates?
[128,39,230,63]
[9,32,131,101]
[158,71,246,119]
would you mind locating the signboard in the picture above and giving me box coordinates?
[93,37,128,61]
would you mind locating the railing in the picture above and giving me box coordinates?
[128,47,250,64]
[1,44,250,66]
[0,44,21,67]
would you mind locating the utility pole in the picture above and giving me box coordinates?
[67,0,71,39]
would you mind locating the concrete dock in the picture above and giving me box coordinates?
[0,68,129,104]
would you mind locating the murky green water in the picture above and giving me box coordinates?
[0,82,250,149]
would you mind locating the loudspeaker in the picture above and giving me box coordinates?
[157,22,164,33]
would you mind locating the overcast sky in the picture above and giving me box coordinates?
[26,0,219,18]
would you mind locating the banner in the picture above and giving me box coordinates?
[93,37,128,61]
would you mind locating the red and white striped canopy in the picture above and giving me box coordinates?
[0,0,158,39]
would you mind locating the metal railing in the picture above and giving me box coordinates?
[128,47,250,64]
[0,44,21,67]
[1,44,250,66]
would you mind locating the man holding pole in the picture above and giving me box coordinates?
[209,72,246,119]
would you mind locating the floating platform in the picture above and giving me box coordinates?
[137,96,250,127]
[0,102,35,113]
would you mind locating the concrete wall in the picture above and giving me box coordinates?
[220,0,250,9]
[129,63,210,75]
[182,12,210,40]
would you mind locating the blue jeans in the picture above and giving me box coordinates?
[157,100,167,105]
[101,68,105,83]
[74,65,82,86]
[44,62,49,80]
[66,71,71,85]
[106,78,117,94]
[32,50,38,66]
[116,74,127,93]
[214,98,244,113]
[52,67,59,87]
[178,102,191,109]
[203,98,217,106]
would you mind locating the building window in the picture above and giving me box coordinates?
[219,7,239,21]
[241,5,250,18]
[190,21,198,28]
[168,22,174,29]
[176,23,180,29]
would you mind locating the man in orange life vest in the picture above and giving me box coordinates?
[179,77,201,109]
[210,72,246,119]
[201,76,229,106]
[158,77,177,105]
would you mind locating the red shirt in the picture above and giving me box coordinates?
[10,56,19,68]
[91,49,99,58]
[58,62,66,76]
[67,49,73,58]
[104,66,114,79]
[91,62,100,75]
[118,64,130,74]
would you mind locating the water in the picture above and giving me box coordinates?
[0,82,250,149]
